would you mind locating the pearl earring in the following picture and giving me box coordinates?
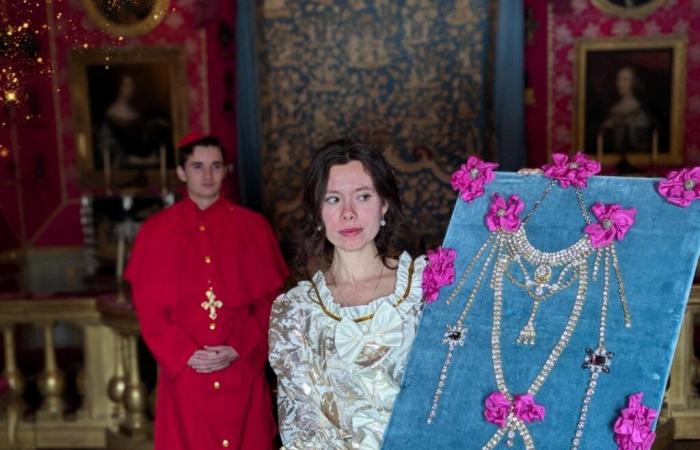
[380,215,386,227]
[317,225,322,231]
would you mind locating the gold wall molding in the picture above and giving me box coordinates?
[591,0,667,19]
[81,0,170,37]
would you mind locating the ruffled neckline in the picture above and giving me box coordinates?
[308,252,424,321]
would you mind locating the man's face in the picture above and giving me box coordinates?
[176,145,225,205]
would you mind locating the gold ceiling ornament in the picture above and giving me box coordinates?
[81,0,171,37]
[590,0,667,19]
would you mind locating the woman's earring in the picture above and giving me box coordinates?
[316,225,323,231]
[380,215,386,227]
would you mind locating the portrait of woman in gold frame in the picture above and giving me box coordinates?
[69,47,188,191]
[573,36,686,167]
[590,0,667,19]
[81,0,170,37]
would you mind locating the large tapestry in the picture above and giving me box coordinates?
[258,0,494,253]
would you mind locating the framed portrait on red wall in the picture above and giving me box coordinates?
[69,47,187,192]
[574,36,686,166]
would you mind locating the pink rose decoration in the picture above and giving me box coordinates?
[451,156,499,202]
[613,392,657,450]
[422,246,457,304]
[657,166,700,207]
[584,202,636,248]
[513,393,545,423]
[485,193,524,232]
[483,392,510,427]
[484,392,545,427]
[542,152,601,188]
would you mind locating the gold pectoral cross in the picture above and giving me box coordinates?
[201,287,223,320]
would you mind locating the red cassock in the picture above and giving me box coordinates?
[125,196,288,450]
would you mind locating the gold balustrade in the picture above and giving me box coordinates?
[666,285,700,439]
[98,296,152,450]
[0,297,122,449]
[0,285,697,449]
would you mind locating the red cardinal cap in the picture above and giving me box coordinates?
[177,132,206,149]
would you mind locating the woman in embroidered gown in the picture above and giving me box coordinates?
[269,140,426,450]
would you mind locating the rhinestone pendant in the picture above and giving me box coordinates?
[443,324,467,349]
[534,265,552,284]
[573,346,612,450]
[582,346,613,373]
[428,325,468,424]
[517,300,542,345]
[517,323,536,345]
[506,428,516,447]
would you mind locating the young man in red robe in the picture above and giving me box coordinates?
[125,133,287,450]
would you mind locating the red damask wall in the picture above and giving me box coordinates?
[0,0,236,250]
[525,0,700,167]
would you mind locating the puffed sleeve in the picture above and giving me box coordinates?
[269,291,350,450]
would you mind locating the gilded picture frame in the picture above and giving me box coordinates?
[69,47,188,191]
[81,0,170,37]
[574,36,686,166]
[590,0,667,19]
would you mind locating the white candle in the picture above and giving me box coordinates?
[160,145,167,195]
[103,147,112,195]
[116,234,125,281]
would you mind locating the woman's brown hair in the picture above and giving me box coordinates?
[296,139,402,272]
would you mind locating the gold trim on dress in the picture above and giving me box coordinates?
[310,258,416,324]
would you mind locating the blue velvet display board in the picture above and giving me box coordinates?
[383,173,700,450]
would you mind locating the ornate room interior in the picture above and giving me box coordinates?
[0,0,699,449]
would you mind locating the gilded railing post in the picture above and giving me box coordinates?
[2,326,22,449]
[36,322,65,420]
[79,323,117,421]
[2,326,24,403]
[107,335,127,420]
[120,335,148,437]
[666,286,700,439]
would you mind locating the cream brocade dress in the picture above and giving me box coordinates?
[269,252,426,450]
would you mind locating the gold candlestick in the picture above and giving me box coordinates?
[651,129,659,176]
[103,147,112,195]
[160,145,167,196]
[596,132,604,167]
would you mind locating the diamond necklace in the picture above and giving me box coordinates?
[483,238,590,450]
[427,181,632,450]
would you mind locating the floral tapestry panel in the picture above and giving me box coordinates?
[258,0,493,253]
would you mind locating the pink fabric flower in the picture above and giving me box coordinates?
[513,393,545,423]
[483,392,511,427]
[422,246,457,304]
[657,166,700,207]
[484,392,545,427]
[542,152,601,188]
[451,156,499,202]
[613,392,657,450]
[584,202,636,248]
[485,193,524,232]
